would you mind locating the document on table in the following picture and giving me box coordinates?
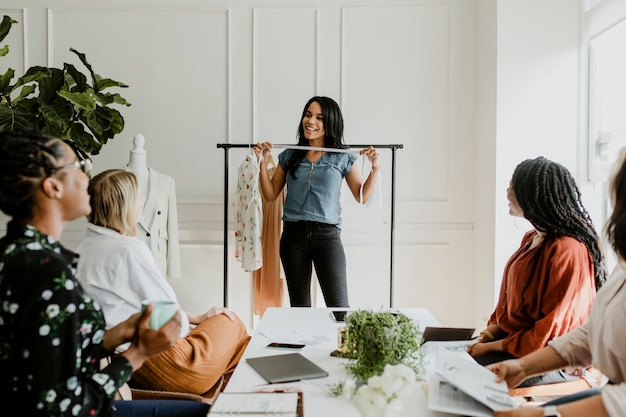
[428,373,494,417]
[428,348,516,415]
[210,392,299,416]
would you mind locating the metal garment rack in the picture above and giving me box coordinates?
[216,143,403,308]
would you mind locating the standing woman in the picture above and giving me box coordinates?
[0,129,209,417]
[254,96,380,307]
[468,157,607,386]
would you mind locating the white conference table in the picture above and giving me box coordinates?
[224,307,458,417]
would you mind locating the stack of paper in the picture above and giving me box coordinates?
[428,348,516,417]
[210,392,299,416]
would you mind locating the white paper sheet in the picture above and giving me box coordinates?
[428,373,494,417]
[433,348,516,412]
[210,392,298,415]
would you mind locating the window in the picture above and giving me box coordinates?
[588,10,626,181]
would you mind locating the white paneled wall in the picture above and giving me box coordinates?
[2,0,586,333]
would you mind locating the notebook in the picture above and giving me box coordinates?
[246,353,329,384]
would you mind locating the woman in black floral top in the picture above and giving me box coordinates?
[0,129,210,417]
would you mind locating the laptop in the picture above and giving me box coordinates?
[246,353,329,384]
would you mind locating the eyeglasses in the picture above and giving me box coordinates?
[49,158,93,178]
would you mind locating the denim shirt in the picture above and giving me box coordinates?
[278,149,357,228]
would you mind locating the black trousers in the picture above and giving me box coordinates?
[280,221,349,307]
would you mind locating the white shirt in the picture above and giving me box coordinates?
[550,263,626,417]
[233,153,263,272]
[75,223,190,345]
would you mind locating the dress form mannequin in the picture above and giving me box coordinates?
[126,133,149,201]
[124,133,182,280]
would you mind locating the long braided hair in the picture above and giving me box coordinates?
[0,129,65,220]
[606,148,626,262]
[285,96,348,179]
[511,157,607,290]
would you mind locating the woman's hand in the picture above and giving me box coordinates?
[121,303,182,371]
[487,358,528,388]
[201,307,237,321]
[102,312,141,351]
[254,142,273,161]
[360,146,380,168]
[467,340,503,359]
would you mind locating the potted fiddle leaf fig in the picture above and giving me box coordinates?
[0,15,131,155]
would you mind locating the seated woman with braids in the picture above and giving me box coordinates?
[467,156,607,387]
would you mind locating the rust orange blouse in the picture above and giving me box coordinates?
[489,230,596,358]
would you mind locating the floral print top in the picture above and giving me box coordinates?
[0,221,132,417]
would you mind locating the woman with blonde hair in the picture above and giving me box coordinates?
[76,169,250,398]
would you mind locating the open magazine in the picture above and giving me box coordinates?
[428,348,516,416]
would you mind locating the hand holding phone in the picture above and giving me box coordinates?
[266,342,305,349]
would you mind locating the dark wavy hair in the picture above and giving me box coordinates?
[511,157,607,290]
[285,96,347,178]
[606,148,626,262]
[0,129,66,220]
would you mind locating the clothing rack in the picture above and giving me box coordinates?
[216,143,403,308]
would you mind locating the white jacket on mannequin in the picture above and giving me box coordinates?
[126,134,182,280]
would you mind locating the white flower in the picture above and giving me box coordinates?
[64,280,75,290]
[92,329,105,344]
[41,290,53,300]
[379,364,416,398]
[45,389,57,402]
[39,324,51,336]
[26,241,42,251]
[353,385,388,417]
[66,303,76,314]
[46,304,60,318]
[67,376,78,390]
[72,404,82,416]
[348,364,418,417]
[59,398,71,412]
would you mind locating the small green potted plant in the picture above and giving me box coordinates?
[0,15,131,155]
[330,310,425,417]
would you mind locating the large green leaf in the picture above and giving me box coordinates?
[0,105,36,131]
[58,90,96,112]
[42,122,68,139]
[0,67,14,93]
[95,91,131,106]
[94,73,129,91]
[64,63,88,92]
[0,16,17,44]
[13,84,37,102]
[0,45,8,58]
[69,48,96,85]
[40,101,74,128]
[37,68,64,104]
[104,107,124,134]
[14,66,51,90]
[85,106,112,135]
[71,122,101,154]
